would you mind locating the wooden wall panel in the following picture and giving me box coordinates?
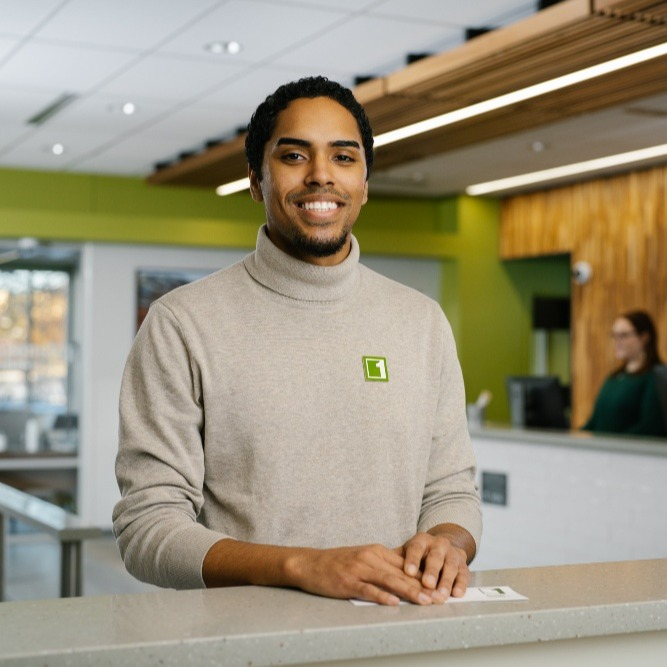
[500,165,667,427]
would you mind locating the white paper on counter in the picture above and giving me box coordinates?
[350,585,527,606]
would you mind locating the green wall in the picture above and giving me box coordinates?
[433,195,570,421]
[0,168,569,422]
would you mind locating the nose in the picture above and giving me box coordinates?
[306,153,334,187]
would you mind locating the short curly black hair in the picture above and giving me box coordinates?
[245,76,374,181]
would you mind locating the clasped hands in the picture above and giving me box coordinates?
[292,531,470,606]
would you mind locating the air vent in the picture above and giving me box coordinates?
[27,92,78,126]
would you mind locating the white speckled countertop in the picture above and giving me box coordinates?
[0,559,665,666]
[471,423,667,457]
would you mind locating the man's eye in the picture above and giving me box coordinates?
[282,152,304,161]
[335,154,355,163]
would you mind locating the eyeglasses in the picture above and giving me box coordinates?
[610,330,637,341]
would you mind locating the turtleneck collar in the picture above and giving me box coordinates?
[243,224,360,302]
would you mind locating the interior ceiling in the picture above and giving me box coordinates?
[1,0,666,199]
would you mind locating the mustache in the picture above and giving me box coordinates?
[287,187,351,203]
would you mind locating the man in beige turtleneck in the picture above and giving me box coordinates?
[113,76,481,606]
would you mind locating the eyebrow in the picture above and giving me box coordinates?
[276,137,361,149]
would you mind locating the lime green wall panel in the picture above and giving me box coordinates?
[454,196,570,422]
[504,254,572,383]
[455,196,523,420]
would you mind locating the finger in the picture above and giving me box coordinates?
[376,570,434,606]
[420,540,447,590]
[348,546,428,604]
[380,546,408,570]
[356,581,401,606]
[450,565,471,598]
[403,536,428,578]
[437,553,469,598]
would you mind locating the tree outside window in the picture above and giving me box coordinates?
[0,270,70,412]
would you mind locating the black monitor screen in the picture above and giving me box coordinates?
[506,375,569,430]
[654,366,667,431]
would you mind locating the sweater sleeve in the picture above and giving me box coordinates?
[626,373,667,437]
[112,302,227,589]
[417,313,483,551]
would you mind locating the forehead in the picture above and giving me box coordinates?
[612,318,634,331]
[270,96,362,143]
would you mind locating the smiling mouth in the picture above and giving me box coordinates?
[297,201,341,211]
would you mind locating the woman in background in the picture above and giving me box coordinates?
[583,310,666,437]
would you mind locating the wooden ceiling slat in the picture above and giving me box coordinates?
[383,0,591,96]
[595,0,667,17]
[373,59,667,170]
[367,19,665,117]
[147,133,247,186]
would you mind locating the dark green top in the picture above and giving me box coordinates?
[583,370,666,437]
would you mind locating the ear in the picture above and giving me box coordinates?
[248,167,264,202]
[361,179,369,206]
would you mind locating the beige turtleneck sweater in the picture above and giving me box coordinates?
[113,226,481,589]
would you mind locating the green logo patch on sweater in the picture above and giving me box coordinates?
[363,356,388,382]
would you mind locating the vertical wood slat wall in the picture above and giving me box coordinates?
[500,165,667,427]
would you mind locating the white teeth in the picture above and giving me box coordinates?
[301,201,338,211]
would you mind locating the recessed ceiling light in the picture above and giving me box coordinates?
[107,102,138,115]
[531,141,548,153]
[205,40,242,55]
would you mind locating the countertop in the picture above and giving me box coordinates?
[1,559,665,666]
[470,422,667,457]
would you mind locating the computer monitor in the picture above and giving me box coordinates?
[653,366,667,432]
[506,375,569,430]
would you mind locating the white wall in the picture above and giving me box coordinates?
[78,241,442,527]
[472,435,667,571]
[79,243,250,525]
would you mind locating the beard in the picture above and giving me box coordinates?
[288,223,353,258]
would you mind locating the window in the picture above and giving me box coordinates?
[0,269,71,413]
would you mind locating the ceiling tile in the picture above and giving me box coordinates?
[0,36,19,60]
[139,103,247,143]
[201,65,356,117]
[158,0,346,63]
[0,124,33,152]
[0,0,64,36]
[97,53,242,101]
[33,0,223,51]
[72,127,213,170]
[369,0,534,27]
[0,41,137,92]
[45,93,171,134]
[0,85,66,124]
[0,123,111,172]
[273,14,461,75]
[268,0,378,9]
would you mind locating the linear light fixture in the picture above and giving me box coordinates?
[216,177,250,196]
[27,92,78,126]
[466,142,667,196]
[373,41,667,148]
[214,41,667,195]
